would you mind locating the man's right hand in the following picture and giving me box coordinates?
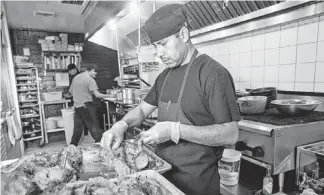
[100,121,128,150]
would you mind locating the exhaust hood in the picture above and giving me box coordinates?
[88,1,285,53]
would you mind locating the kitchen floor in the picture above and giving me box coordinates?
[25,134,95,155]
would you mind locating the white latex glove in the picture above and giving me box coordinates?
[140,121,180,145]
[100,121,128,150]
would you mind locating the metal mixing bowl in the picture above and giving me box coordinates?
[271,99,322,116]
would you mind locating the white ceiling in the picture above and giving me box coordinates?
[4,1,85,33]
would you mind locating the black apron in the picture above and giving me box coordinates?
[156,50,221,195]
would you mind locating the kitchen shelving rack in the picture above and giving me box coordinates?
[15,65,44,146]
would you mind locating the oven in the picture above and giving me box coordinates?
[237,109,324,193]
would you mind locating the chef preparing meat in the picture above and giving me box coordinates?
[101,4,240,195]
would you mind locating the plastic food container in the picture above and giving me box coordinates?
[41,91,63,101]
[218,149,242,186]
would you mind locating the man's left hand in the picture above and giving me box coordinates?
[140,122,174,145]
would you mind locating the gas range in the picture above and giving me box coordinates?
[237,111,324,192]
[241,108,324,126]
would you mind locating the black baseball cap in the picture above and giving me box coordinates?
[67,64,77,71]
[144,4,187,43]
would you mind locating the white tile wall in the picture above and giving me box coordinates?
[317,41,324,62]
[230,39,239,54]
[196,16,323,93]
[315,62,324,82]
[239,52,252,67]
[295,63,316,82]
[278,83,295,91]
[251,66,264,82]
[279,64,295,82]
[265,31,280,49]
[235,82,239,90]
[239,81,251,91]
[279,46,297,65]
[239,67,251,81]
[229,67,239,81]
[319,20,324,41]
[264,82,278,88]
[251,82,264,89]
[214,55,230,67]
[251,50,265,66]
[218,42,230,55]
[314,83,324,93]
[298,22,319,44]
[295,83,314,92]
[230,54,240,68]
[280,27,298,47]
[265,48,280,66]
[264,65,279,82]
[252,34,265,51]
[297,43,317,63]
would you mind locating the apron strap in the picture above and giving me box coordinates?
[177,49,198,103]
[159,68,173,100]
[159,49,199,102]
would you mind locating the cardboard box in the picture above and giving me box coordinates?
[45,36,59,41]
[38,39,45,44]
[59,33,68,38]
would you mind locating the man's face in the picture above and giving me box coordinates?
[69,69,77,76]
[153,28,188,68]
[88,69,97,78]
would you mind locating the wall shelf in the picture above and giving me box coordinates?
[19,104,38,108]
[47,128,65,133]
[16,83,37,86]
[17,89,37,92]
[23,130,41,135]
[23,136,42,141]
[21,114,39,119]
[43,50,81,53]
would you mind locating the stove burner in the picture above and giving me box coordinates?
[241,108,324,125]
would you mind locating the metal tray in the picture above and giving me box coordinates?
[124,139,171,173]
[110,170,185,195]
[79,141,171,180]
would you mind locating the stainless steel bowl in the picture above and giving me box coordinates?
[271,99,322,116]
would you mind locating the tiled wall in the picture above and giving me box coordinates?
[196,15,324,93]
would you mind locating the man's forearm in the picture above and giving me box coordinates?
[120,107,146,130]
[179,121,239,146]
[95,92,109,99]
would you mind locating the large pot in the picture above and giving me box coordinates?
[122,88,135,104]
[237,96,267,115]
[271,99,322,116]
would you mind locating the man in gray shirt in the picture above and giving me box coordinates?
[69,66,110,145]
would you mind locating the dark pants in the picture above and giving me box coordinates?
[70,102,103,146]
[68,97,88,135]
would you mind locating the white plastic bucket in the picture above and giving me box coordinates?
[218,149,242,186]
[61,107,83,145]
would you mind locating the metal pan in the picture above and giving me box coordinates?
[271,99,322,116]
[110,170,185,195]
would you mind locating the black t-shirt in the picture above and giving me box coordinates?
[144,54,241,126]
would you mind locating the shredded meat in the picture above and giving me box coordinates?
[33,165,76,190]
[4,171,40,195]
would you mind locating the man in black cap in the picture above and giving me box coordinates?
[101,4,240,195]
[63,64,80,100]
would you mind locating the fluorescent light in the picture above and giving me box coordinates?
[129,0,139,16]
